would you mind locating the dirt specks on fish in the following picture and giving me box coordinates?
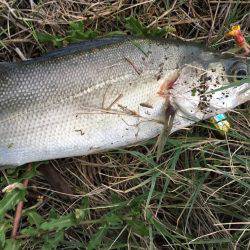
[139,102,153,109]
[75,129,85,136]
[196,74,211,113]
[7,143,14,149]
[155,62,164,81]
[191,87,197,96]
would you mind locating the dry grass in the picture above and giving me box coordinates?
[0,0,249,60]
[0,1,250,249]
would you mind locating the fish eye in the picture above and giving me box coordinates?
[235,69,247,80]
[230,61,248,81]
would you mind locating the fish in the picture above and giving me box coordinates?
[0,36,249,167]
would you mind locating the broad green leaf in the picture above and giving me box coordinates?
[105,213,123,229]
[86,225,108,250]
[0,189,26,219]
[48,208,58,219]
[20,227,40,237]
[41,230,64,250]
[40,213,76,232]
[36,32,64,47]
[26,210,44,227]
[67,29,98,43]
[36,32,55,43]
[53,36,64,47]
[125,17,147,36]
[4,239,21,250]
[69,20,84,32]
[0,222,11,248]
[125,16,172,38]
[67,20,98,43]
[19,163,40,181]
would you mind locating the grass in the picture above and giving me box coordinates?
[0,0,250,249]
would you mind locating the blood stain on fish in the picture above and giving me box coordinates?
[157,72,179,97]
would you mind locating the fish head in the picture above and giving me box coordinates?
[170,54,249,131]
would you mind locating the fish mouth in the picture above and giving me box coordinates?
[207,81,250,115]
[237,82,250,105]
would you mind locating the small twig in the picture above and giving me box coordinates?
[1,38,32,45]
[29,0,35,10]
[207,0,221,44]
[171,17,211,26]
[189,2,210,30]
[170,33,217,41]
[11,163,32,239]
[14,47,27,61]
[107,94,123,110]
[124,56,142,75]
[147,0,178,28]
[219,3,231,32]
[115,0,154,15]
[210,0,249,3]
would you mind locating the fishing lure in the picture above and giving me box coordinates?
[210,113,230,133]
[227,25,250,55]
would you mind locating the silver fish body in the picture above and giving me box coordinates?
[0,36,249,167]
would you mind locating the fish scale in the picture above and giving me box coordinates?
[0,36,249,167]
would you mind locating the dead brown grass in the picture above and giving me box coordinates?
[0,0,249,61]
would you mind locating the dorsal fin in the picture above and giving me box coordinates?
[26,35,129,63]
[0,36,130,69]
